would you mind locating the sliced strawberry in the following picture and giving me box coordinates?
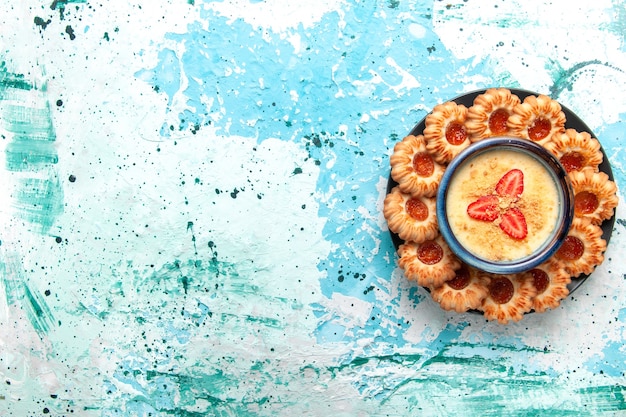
[495,169,524,199]
[467,195,499,221]
[499,207,527,240]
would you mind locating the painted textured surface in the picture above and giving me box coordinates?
[0,0,625,415]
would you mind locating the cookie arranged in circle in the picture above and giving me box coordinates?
[507,94,566,146]
[383,186,438,243]
[524,258,571,313]
[430,264,489,313]
[480,273,537,324]
[544,129,603,173]
[569,167,619,225]
[390,134,445,197]
[466,87,521,141]
[423,101,471,164]
[397,235,461,288]
[554,217,606,278]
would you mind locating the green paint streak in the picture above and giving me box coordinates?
[143,369,271,415]
[576,384,626,412]
[0,256,55,336]
[0,60,63,233]
[548,59,625,98]
[5,140,59,170]
[1,102,55,136]
[327,352,423,376]
[0,62,33,92]
[12,177,64,231]
[51,0,87,8]
[22,280,54,333]
[321,347,623,415]
[143,257,238,294]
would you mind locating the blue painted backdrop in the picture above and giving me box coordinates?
[0,0,625,415]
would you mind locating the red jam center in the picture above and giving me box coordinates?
[556,236,585,261]
[413,152,435,177]
[529,268,549,295]
[488,276,514,304]
[560,152,584,173]
[488,108,510,135]
[445,122,467,145]
[447,266,471,290]
[417,241,443,265]
[527,117,551,141]
[406,198,429,221]
[574,191,599,215]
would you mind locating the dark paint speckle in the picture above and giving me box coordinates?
[34,16,52,30]
[65,25,76,40]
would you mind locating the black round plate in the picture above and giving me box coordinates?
[387,88,616,296]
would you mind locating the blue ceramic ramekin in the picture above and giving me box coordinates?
[436,137,574,274]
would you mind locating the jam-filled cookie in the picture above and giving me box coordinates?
[398,235,461,288]
[554,217,606,277]
[507,94,566,146]
[466,88,521,141]
[569,167,618,225]
[544,129,603,173]
[480,273,537,324]
[423,101,470,164]
[430,264,489,313]
[390,134,445,197]
[383,186,438,243]
[524,258,571,313]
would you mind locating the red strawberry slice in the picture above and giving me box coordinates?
[495,169,524,199]
[499,207,528,239]
[467,195,499,221]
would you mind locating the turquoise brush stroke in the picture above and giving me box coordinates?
[0,60,63,233]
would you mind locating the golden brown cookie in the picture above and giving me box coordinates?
[383,186,438,243]
[389,134,445,197]
[569,167,618,225]
[554,217,606,277]
[524,258,571,313]
[544,129,603,173]
[398,235,461,288]
[507,94,566,146]
[466,88,521,141]
[423,101,470,164]
[480,273,537,324]
[430,264,489,313]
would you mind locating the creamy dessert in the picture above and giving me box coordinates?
[445,148,560,262]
